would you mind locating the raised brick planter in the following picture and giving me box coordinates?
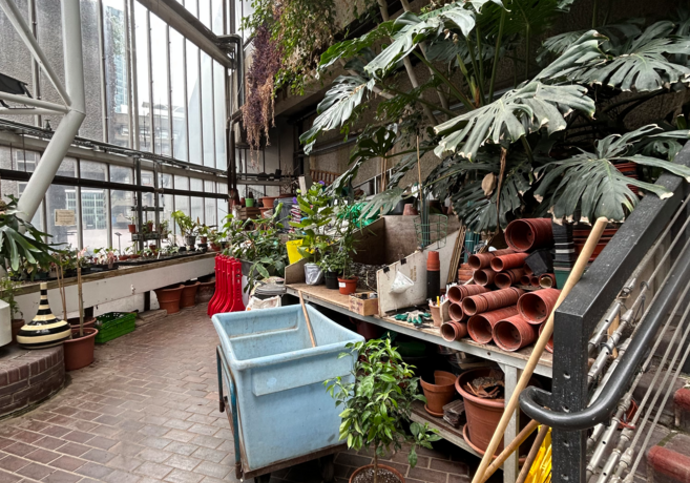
[0,345,65,418]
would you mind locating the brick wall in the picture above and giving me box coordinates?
[0,345,65,419]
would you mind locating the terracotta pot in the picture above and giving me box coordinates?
[155,284,184,314]
[540,323,554,353]
[402,203,418,216]
[63,328,98,371]
[447,284,490,303]
[467,306,519,344]
[529,275,540,287]
[489,253,529,272]
[128,224,136,233]
[119,255,130,261]
[259,207,272,217]
[518,288,561,325]
[493,314,538,352]
[473,269,496,287]
[197,279,215,303]
[11,319,24,344]
[349,464,405,483]
[67,316,96,330]
[181,281,200,308]
[458,269,475,282]
[539,273,556,288]
[130,254,141,259]
[449,303,465,322]
[429,303,442,328]
[520,274,531,286]
[505,218,553,252]
[462,288,523,316]
[494,268,525,289]
[441,321,467,341]
[456,368,536,455]
[353,319,381,341]
[468,249,514,270]
[427,251,440,271]
[338,276,359,295]
[421,371,457,416]
[260,196,278,208]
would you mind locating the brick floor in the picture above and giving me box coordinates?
[0,305,487,483]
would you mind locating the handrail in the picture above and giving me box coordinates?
[520,236,690,429]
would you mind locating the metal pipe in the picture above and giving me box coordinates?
[0,0,71,106]
[0,108,66,116]
[16,0,86,222]
[520,235,690,430]
[0,92,69,113]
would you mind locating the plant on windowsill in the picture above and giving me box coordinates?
[198,224,213,244]
[126,214,137,234]
[325,338,440,483]
[171,211,199,248]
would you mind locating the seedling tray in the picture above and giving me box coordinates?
[94,312,136,343]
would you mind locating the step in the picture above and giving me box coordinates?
[674,387,690,432]
[647,432,690,483]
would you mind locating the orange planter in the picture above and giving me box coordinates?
[338,276,358,295]
[64,328,98,371]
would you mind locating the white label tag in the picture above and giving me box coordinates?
[339,282,346,288]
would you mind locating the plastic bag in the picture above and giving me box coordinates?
[390,270,414,294]
[304,263,324,285]
[246,295,282,311]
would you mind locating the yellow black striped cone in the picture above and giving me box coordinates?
[17,283,71,349]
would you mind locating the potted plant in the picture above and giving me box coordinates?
[289,183,335,285]
[0,277,24,344]
[127,214,137,234]
[198,224,211,244]
[93,247,117,269]
[319,250,346,290]
[63,248,98,371]
[146,219,154,233]
[159,220,169,238]
[208,228,222,251]
[155,284,185,314]
[325,338,440,483]
[171,210,198,247]
[245,191,255,207]
[335,205,359,295]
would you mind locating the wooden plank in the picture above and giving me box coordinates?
[287,283,353,310]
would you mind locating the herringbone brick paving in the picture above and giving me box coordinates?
[0,305,478,483]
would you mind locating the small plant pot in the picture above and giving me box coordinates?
[63,328,98,371]
[446,285,463,304]
[155,284,184,314]
[119,255,130,261]
[260,196,277,208]
[324,271,340,290]
[67,316,96,330]
[146,221,154,231]
[128,224,136,233]
[245,198,255,207]
[489,253,529,272]
[448,302,465,322]
[493,314,538,352]
[181,281,200,308]
[130,254,141,259]
[473,269,496,287]
[185,235,197,247]
[421,371,457,416]
[353,319,381,340]
[402,203,418,216]
[505,218,553,252]
[539,273,557,288]
[429,303,442,327]
[349,464,405,483]
[468,249,514,270]
[517,288,561,325]
[338,276,359,295]
[494,268,525,289]
[210,243,221,252]
[441,321,467,342]
[200,236,208,244]
[467,306,519,344]
[462,288,523,316]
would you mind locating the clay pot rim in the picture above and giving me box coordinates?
[349,463,406,483]
[420,370,457,392]
[183,281,201,287]
[156,284,185,293]
[493,320,526,352]
[65,327,99,343]
[456,368,506,407]
[337,276,359,282]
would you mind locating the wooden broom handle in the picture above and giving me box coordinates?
[515,424,550,483]
[471,217,608,483]
[299,291,316,348]
[480,419,539,483]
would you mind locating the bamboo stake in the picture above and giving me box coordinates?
[481,419,540,483]
[299,291,316,348]
[471,217,609,483]
[515,424,550,483]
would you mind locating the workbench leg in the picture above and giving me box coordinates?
[502,365,520,483]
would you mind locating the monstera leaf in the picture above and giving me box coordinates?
[571,21,690,91]
[433,32,601,160]
[299,75,375,154]
[535,125,690,222]
[358,188,407,220]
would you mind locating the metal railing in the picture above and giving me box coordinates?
[518,143,690,483]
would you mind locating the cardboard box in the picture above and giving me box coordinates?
[350,292,379,316]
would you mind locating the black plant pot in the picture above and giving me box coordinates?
[325,271,341,290]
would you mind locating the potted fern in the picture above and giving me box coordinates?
[326,338,440,483]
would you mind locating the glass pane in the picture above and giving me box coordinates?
[57,158,78,178]
[80,0,105,142]
[205,198,217,227]
[191,196,203,225]
[187,41,203,165]
[135,2,152,152]
[111,189,134,248]
[212,0,224,35]
[0,0,34,126]
[150,14,170,156]
[14,149,40,173]
[217,182,228,195]
[80,161,108,181]
[159,173,173,242]
[104,0,130,147]
[110,166,133,184]
[204,180,214,193]
[214,62,227,168]
[174,175,189,190]
[201,52,216,168]
[170,29,188,161]
[199,0,211,28]
[217,198,228,225]
[141,169,155,207]
[0,179,42,229]
[186,0,198,17]
[46,185,80,248]
[81,188,109,251]
[174,195,189,244]
[36,0,64,130]
[0,147,11,171]
[190,178,203,192]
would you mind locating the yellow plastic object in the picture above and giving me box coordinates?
[525,427,552,483]
[287,240,304,264]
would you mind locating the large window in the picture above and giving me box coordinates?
[104,0,130,148]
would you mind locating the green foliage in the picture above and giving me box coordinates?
[0,277,22,319]
[289,183,335,263]
[325,339,441,471]
[171,211,198,237]
[318,250,349,274]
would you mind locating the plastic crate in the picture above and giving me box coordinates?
[94,312,136,344]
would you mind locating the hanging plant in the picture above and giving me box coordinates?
[241,21,282,153]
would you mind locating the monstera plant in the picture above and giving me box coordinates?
[299,0,690,232]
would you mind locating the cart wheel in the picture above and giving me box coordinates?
[254,474,271,483]
[319,454,336,482]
